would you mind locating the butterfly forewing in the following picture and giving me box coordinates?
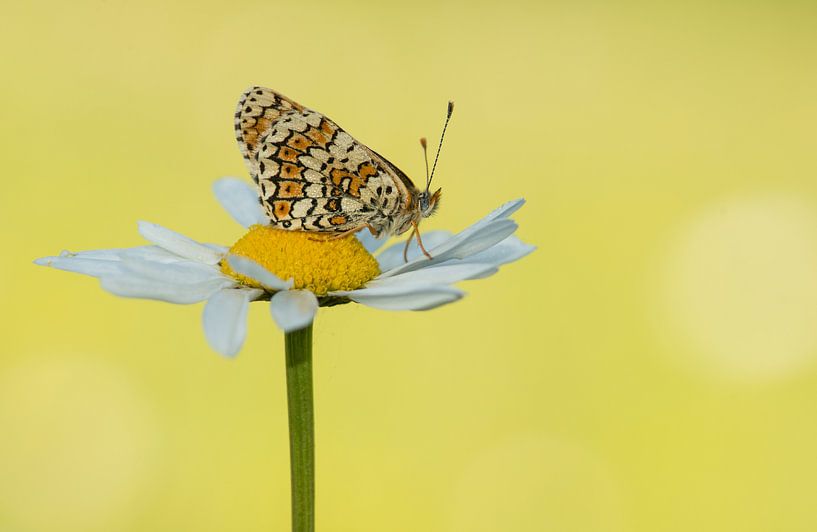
[235,86,416,234]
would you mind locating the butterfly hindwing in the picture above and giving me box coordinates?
[234,87,304,181]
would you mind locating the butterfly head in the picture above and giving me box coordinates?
[418,188,442,218]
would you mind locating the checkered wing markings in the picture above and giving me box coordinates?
[234,86,304,181]
[253,108,408,232]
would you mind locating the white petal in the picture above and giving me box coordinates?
[213,177,267,228]
[437,218,519,259]
[227,255,293,291]
[422,235,535,281]
[434,198,524,247]
[202,288,263,357]
[75,246,184,263]
[452,235,536,267]
[34,256,125,278]
[333,283,464,311]
[33,244,216,279]
[51,248,124,261]
[379,219,518,278]
[52,248,122,261]
[119,257,227,284]
[376,230,453,271]
[481,198,525,224]
[100,275,233,304]
[377,200,526,278]
[269,290,318,332]
[137,221,223,265]
[355,229,388,254]
[368,263,498,287]
[35,246,185,273]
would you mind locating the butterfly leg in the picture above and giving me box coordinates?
[402,226,416,263]
[412,221,433,261]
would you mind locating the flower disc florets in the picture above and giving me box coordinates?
[221,225,380,295]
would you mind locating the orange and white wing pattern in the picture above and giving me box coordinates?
[234,87,303,181]
[234,86,418,233]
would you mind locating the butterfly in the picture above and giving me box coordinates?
[234,86,452,259]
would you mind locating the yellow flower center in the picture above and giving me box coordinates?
[221,225,380,296]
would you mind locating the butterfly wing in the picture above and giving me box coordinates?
[235,87,304,181]
[235,86,417,233]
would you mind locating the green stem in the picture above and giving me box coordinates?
[285,323,315,532]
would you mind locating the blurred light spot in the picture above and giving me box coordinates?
[0,356,158,530]
[449,434,625,532]
[657,195,817,381]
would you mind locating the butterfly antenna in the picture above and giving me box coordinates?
[419,137,430,189]
[427,101,454,191]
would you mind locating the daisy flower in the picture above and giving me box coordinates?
[35,177,534,357]
[35,175,533,532]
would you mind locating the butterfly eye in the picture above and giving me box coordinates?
[425,188,442,217]
[418,189,441,218]
[418,192,429,211]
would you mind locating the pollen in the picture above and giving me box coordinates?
[221,225,380,296]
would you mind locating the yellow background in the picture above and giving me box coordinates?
[4,1,817,530]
